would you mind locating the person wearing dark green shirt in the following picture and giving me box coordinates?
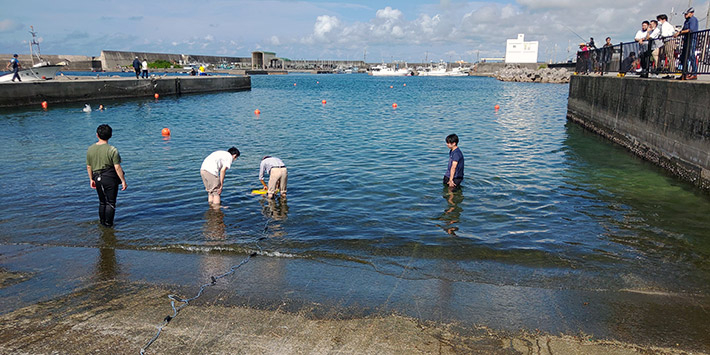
[86,124,127,227]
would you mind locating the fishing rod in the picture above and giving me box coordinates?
[564,24,588,43]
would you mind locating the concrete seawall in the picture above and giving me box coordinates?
[567,75,710,190]
[0,75,251,108]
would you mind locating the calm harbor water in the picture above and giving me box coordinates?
[1,74,710,304]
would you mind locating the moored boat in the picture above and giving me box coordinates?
[0,26,63,83]
[369,63,412,76]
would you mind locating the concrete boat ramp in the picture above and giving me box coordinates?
[0,75,251,108]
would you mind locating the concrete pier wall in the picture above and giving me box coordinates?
[567,75,710,190]
[100,50,251,71]
[0,75,251,108]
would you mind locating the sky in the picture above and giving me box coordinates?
[0,0,707,63]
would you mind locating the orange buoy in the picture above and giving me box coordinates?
[293,83,297,86]
[494,104,500,110]
[322,99,326,104]
[254,109,261,115]
[154,93,160,99]
[161,128,171,136]
[41,101,48,109]
[392,103,398,108]
[403,83,406,87]
[389,85,393,88]
[316,81,319,84]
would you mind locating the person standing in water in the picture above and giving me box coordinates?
[444,134,464,190]
[200,147,240,207]
[86,124,127,227]
[259,156,287,199]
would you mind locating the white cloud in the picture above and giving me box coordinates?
[0,19,22,32]
[280,1,706,62]
[375,6,403,21]
[314,15,340,39]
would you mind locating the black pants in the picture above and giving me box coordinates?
[94,170,120,227]
[141,69,148,78]
[443,176,463,189]
[12,68,21,82]
[134,68,140,78]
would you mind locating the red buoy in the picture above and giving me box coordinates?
[322,99,326,104]
[154,93,160,99]
[254,109,261,115]
[161,128,171,136]
[41,101,48,109]
[392,103,398,108]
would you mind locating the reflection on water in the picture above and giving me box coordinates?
[96,228,118,281]
[202,208,226,241]
[436,187,464,236]
[260,198,289,238]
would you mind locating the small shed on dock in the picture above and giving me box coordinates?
[251,51,285,69]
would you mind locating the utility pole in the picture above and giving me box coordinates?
[706,3,709,29]
[554,43,558,63]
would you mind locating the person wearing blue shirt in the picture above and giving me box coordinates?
[675,8,699,80]
[5,54,22,82]
[132,57,141,79]
[444,134,464,189]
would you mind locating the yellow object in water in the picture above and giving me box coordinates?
[251,188,279,195]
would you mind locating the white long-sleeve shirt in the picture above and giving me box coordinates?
[259,157,285,180]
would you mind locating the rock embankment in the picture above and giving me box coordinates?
[495,65,571,83]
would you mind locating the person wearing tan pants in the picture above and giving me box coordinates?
[259,156,287,199]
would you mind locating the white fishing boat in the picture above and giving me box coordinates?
[0,26,63,83]
[369,63,412,76]
[418,61,468,77]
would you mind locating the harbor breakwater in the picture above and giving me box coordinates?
[567,75,710,190]
[495,65,571,83]
[0,75,251,108]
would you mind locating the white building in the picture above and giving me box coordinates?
[505,34,538,63]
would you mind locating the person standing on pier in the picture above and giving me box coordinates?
[200,147,240,207]
[132,56,141,79]
[86,124,127,227]
[444,134,464,190]
[5,54,22,82]
[675,8,698,80]
[141,59,149,78]
[657,14,677,73]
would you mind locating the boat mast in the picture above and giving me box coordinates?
[28,26,43,66]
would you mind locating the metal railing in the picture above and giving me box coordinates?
[575,28,710,77]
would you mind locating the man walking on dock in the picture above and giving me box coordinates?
[141,59,149,78]
[132,57,141,79]
[5,54,22,82]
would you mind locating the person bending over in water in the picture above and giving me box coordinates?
[259,156,287,199]
[444,134,464,190]
[200,147,240,207]
[86,124,127,227]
